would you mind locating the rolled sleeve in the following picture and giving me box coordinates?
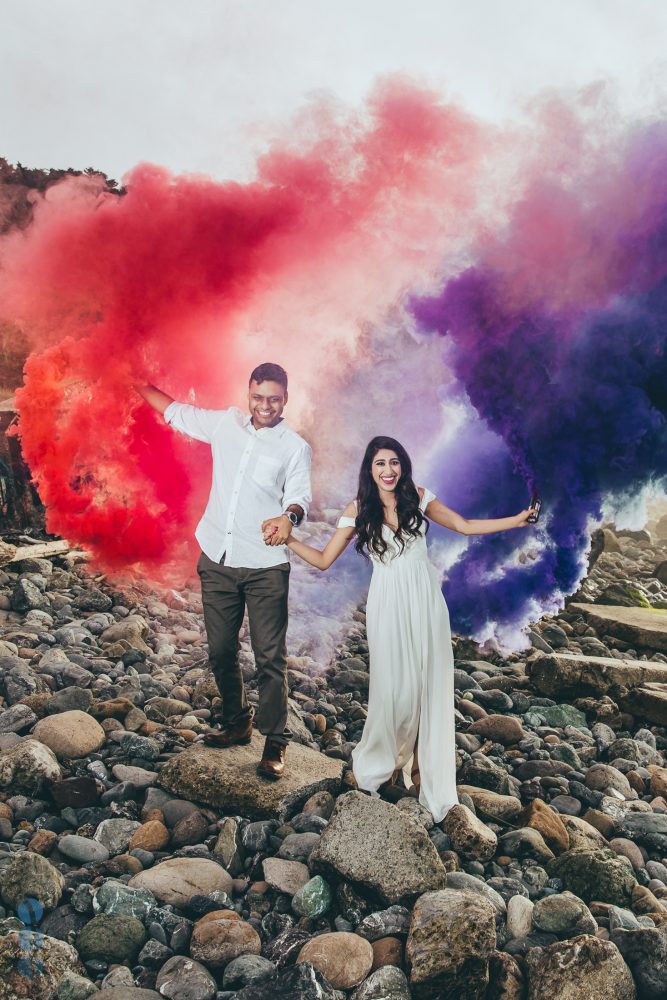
[282,442,312,519]
[164,402,226,443]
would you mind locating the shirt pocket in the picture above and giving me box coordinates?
[252,455,283,491]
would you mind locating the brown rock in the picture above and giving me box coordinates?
[99,615,152,653]
[626,771,645,795]
[32,711,105,759]
[456,785,522,822]
[442,804,498,861]
[141,807,165,823]
[144,696,192,720]
[101,718,123,735]
[189,917,261,968]
[488,950,525,1000]
[467,715,526,745]
[129,858,232,907]
[297,931,373,990]
[585,764,634,799]
[27,829,57,855]
[262,858,310,895]
[525,934,636,999]
[113,854,144,875]
[631,884,667,916]
[582,809,617,840]
[196,910,241,925]
[371,936,403,971]
[302,790,335,819]
[139,720,164,736]
[462,699,488,721]
[561,815,609,852]
[171,810,209,847]
[90,697,136,720]
[406,888,496,997]
[518,799,570,854]
[648,765,667,798]
[609,838,645,872]
[51,776,100,809]
[129,820,170,853]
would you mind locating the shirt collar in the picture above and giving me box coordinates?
[243,414,288,437]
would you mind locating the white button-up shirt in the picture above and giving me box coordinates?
[164,403,312,568]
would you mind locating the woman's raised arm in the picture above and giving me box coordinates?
[286,501,357,570]
[423,493,536,536]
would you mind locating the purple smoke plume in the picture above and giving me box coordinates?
[411,120,667,643]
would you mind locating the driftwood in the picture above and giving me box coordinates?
[0,538,70,567]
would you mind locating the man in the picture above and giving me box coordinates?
[136,363,311,779]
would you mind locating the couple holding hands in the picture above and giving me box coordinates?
[138,362,535,822]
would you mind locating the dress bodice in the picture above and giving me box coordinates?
[337,488,435,568]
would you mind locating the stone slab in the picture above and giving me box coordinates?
[570,603,667,654]
[528,651,667,699]
[309,791,447,907]
[158,731,344,821]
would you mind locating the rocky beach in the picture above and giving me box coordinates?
[1,514,667,999]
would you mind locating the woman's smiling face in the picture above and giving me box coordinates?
[371,449,402,495]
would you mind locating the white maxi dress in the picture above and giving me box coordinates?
[338,488,459,823]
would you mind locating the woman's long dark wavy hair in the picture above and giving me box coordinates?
[354,436,428,560]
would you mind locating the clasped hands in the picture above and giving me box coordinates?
[261,514,292,546]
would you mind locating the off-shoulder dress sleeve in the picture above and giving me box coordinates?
[420,488,436,511]
[337,501,358,529]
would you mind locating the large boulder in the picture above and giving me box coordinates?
[528,651,667,699]
[611,924,667,999]
[308,792,447,907]
[158,734,343,821]
[0,930,85,1000]
[0,852,64,911]
[525,934,635,999]
[0,738,61,794]
[406,888,496,998]
[547,849,636,906]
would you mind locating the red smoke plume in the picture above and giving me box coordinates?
[0,79,490,578]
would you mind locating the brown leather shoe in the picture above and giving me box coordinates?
[199,714,253,748]
[256,737,287,780]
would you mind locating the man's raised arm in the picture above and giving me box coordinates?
[135,384,174,415]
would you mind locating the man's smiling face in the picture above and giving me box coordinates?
[248,379,287,429]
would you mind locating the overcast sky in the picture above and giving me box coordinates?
[3,0,667,182]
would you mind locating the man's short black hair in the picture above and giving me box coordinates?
[249,363,288,391]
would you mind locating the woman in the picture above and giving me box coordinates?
[286,436,536,822]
